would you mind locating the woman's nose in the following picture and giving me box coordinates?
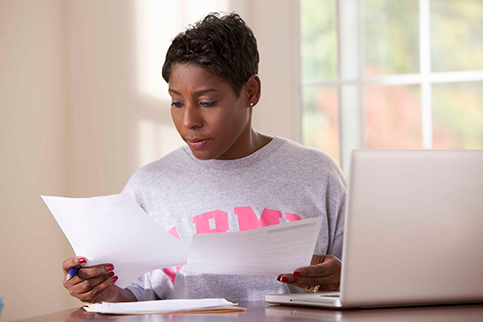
[182,103,203,129]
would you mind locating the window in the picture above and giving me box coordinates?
[300,0,483,173]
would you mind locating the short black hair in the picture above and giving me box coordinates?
[162,12,259,96]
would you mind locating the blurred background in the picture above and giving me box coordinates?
[1,0,482,320]
[301,0,483,166]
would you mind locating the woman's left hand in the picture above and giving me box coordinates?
[277,255,341,292]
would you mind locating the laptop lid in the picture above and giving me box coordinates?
[340,149,483,307]
[266,149,483,308]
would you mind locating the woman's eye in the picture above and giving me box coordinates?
[200,101,216,108]
[171,101,183,108]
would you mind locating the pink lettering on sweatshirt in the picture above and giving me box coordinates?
[192,210,229,233]
[235,207,282,231]
[284,212,302,222]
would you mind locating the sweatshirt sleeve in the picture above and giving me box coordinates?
[125,269,169,301]
[325,162,347,260]
[126,276,147,301]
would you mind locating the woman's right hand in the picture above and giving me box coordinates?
[62,256,120,303]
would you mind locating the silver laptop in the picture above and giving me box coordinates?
[266,149,483,308]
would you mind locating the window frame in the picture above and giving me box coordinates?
[299,0,483,174]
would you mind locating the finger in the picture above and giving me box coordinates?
[72,264,115,282]
[278,274,340,292]
[73,272,115,293]
[293,264,334,278]
[288,274,340,292]
[278,273,332,284]
[64,270,115,297]
[78,275,119,303]
[277,273,307,285]
[294,256,339,277]
[62,256,87,273]
[310,254,328,266]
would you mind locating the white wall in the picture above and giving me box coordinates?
[0,1,80,321]
[0,0,299,320]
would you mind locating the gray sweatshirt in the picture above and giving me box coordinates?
[123,136,347,301]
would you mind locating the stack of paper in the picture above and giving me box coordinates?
[84,298,245,314]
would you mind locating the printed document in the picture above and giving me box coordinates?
[41,193,189,288]
[184,217,322,275]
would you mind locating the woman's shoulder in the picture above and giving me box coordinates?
[273,137,346,187]
[276,137,338,166]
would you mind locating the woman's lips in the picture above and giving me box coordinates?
[186,138,210,150]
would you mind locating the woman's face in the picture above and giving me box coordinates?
[168,63,254,160]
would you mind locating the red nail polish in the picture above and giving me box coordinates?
[280,277,289,283]
[111,276,118,283]
[106,264,114,271]
[293,271,301,276]
[108,272,115,277]
[78,258,86,264]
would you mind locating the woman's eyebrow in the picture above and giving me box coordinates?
[168,88,218,95]
[194,89,217,95]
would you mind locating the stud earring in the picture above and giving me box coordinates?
[249,102,254,107]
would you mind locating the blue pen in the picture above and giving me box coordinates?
[66,266,80,281]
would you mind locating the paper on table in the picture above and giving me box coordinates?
[84,298,245,314]
[184,217,322,276]
[41,193,189,288]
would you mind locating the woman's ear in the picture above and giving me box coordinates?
[244,74,261,107]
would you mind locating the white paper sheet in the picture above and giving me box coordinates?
[184,217,322,276]
[84,298,241,314]
[41,193,189,288]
